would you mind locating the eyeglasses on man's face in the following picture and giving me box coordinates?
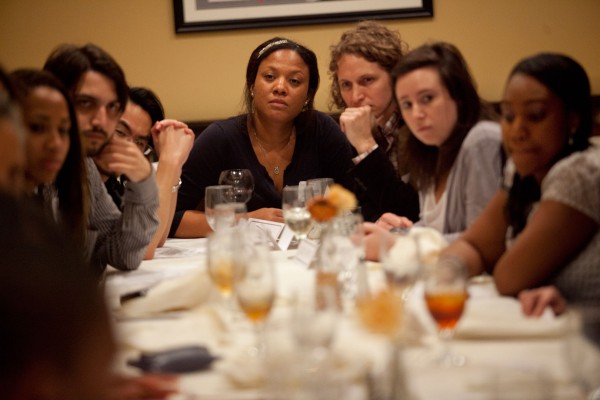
[114,127,152,155]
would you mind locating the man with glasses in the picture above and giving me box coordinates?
[43,43,159,273]
[101,88,157,210]
[105,87,194,259]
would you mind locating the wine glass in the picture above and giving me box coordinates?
[219,169,254,203]
[233,229,276,357]
[380,230,422,301]
[313,212,366,315]
[424,255,469,367]
[328,213,366,312]
[563,305,600,397]
[292,286,339,354]
[306,177,334,198]
[206,229,239,326]
[305,178,334,240]
[282,185,314,241]
[205,185,234,231]
[290,285,341,398]
[214,202,248,230]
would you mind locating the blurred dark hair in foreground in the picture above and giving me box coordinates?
[0,191,114,398]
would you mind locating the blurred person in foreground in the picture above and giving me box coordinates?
[0,191,177,400]
[328,20,419,222]
[0,70,25,193]
[0,73,176,398]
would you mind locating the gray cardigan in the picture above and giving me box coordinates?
[435,121,503,241]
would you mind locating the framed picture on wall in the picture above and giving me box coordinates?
[173,0,433,33]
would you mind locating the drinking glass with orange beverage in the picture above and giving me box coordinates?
[424,255,469,367]
[233,228,276,357]
[207,229,239,324]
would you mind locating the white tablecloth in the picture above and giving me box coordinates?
[106,238,597,400]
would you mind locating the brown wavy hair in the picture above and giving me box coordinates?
[390,42,497,192]
[329,20,408,111]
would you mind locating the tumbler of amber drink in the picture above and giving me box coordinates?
[424,256,469,367]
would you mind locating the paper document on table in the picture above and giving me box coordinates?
[293,238,318,268]
[246,218,294,250]
[153,245,206,259]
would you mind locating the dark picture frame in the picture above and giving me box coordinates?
[173,0,433,33]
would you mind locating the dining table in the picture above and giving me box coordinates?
[106,237,599,400]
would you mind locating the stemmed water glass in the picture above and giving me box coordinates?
[282,185,314,242]
[314,212,366,315]
[219,169,254,204]
[292,286,339,356]
[290,285,341,398]
[380,230,422,301]
[233,228,276,357]
[305,177,334,240]
[214,202,248,230]
[306,177,334,198]
[424,255,469,367]
[205,185,235,231]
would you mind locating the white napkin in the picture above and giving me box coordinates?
[116,308,225,353]
[385,227,448,277]
[118,270,213,317]
[408,226,448,259]
[455,296,568,339]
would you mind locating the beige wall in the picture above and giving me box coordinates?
[1,0,599,121]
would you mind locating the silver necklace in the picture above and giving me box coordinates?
[250,125,294,175]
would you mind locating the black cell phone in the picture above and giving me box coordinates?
[128,345,218,373]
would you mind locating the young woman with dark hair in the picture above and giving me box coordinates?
[367,42,503,244]
[11,69,89,244]
[444,53,599,303]
[172,37,359,238]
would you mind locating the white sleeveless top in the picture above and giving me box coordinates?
[420,188,447,234]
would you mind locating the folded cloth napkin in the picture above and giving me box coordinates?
[455,296,568,339]
[118,270,213,317]
[116,308,226,353]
